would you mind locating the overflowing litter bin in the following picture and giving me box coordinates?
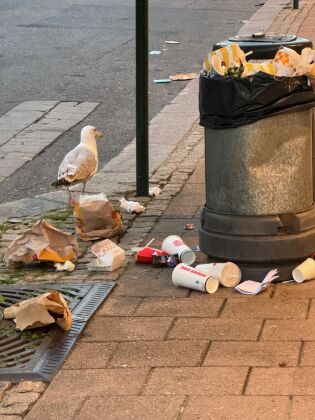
[199,36,315,281]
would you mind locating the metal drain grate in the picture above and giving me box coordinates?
[0,282,115,382]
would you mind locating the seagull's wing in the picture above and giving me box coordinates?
[58,144,98,183]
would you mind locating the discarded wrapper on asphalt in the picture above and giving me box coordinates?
[4,291,72,331]
[88,239,126,272]
[74,193,123,241]
[4,219,78,267]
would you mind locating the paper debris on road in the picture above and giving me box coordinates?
[4,220,79,267]
[184,224,196,230]
[87,239,125,272]
[170,73,198,81]
[165,40,180,44]
[149,187,162,196]
[154,79,171,84]
[4,291,72,331]
[150,50,161,55]
[55,260,75,272]
[235,269,279,295]
[119,197,145,214]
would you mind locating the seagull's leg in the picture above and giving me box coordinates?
[82,182,87,195]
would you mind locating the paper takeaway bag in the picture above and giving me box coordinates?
[4,291,72,331]
[74,193,123,241]
[4,220,79,267]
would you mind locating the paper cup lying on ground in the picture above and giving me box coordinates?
[162,235,195,265]
[195,262,241,288]
[172,263,219,293]
[292,258,315,283]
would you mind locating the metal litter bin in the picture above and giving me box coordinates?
[199,34,315,281]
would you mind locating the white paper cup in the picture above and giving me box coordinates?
[292,258,315,283]
[162,235,196,265]
[195,262,241,288]
[172,263,219,293]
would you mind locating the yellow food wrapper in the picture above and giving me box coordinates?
[203,43,276,77]
[4,291,72,331]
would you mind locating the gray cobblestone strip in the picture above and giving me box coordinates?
[0,101,99,179]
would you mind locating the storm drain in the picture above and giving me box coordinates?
[0,282,115,382]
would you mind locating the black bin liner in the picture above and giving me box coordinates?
[199,72,315,129]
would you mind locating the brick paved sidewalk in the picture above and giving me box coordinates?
[2,1,315,419]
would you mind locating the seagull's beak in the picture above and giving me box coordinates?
[95,130,103,138]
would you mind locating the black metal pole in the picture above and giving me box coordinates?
[293,0,299,9]
[136,0,149,196]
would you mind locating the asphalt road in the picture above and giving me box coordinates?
[0,0,259,203]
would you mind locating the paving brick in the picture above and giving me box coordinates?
[182,396,290,420]
[247,367,315,395]
[203,341,300,367]
[39,368,147,398]
[25,396,82,420]
[96,296,142,316]
[114,274,189,297]
[261,320,315,341]
[135,297,224,317]
[62,342,118,369]
[169,318,262,340]
[144,367,248,396]
[307,300,315,318]
[274,281,315,298]
[291,396,315,420]
[300,342,315,366]
[82,317,173,341]
[109,340,208,368]
[77,396,184,420]
[222,298,309,319]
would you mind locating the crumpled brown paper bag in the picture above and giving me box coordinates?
[4,291,72,331]
[73,194,123,241]
[4,219,79,267]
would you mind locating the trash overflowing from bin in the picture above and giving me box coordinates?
[200,43,315,129]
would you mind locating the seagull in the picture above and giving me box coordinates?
[52,125,103,199]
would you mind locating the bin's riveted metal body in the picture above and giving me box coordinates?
[199,109,315,281]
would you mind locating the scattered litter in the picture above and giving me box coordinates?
[172,263,219,293]
[136,247,168,264]
[4,220,78,267]
[235,269,279,295]
[239,20,248,24]
[154,79,171,84]
[55,260,75,272]
[192,245,200,252]
[162,235,195,265]
[150,50,161,55]
[119,197,145,214]
[88,239,126,272]
[74,193,123,241]
[279,361,287,367]
[153,253,179,268]
[196,262,241,288]
[186,146,193,151]
[4,291,72,331]
[292,258,315,283]
[169,73,198,81]
[165,40,180,44]
[184,223,196,230]
[149,186,162,196]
